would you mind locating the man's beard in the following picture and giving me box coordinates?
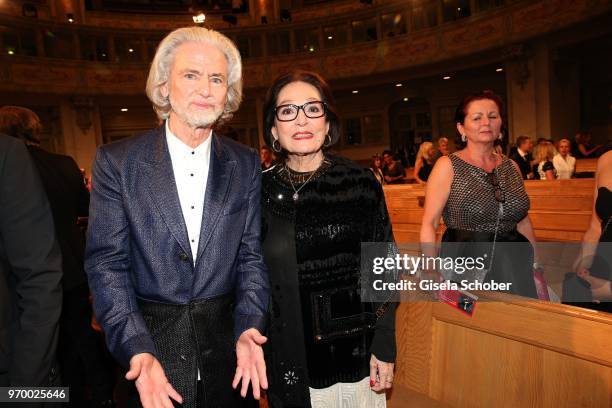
[170,97,224,128]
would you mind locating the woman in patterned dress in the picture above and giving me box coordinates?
[420,90,539,298]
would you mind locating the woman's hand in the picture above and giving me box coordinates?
[369,354,395,392]
[577,269,612,302]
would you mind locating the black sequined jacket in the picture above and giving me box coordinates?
[261,156,397,407]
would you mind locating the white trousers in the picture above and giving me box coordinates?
[309,377,387,408]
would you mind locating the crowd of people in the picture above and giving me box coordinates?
[359,130,608,187]
[509,134,609,181]
[0,24,609,408]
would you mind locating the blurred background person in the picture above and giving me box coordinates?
[0,133,62,391]
[395,139,417,168]
[509,135,534,180]
[437,137,450,156]
[260,145,275,170]
[420,90,539,298]
[532,141,557,180]
[413,141,436,184]
[572,151,612,312]
[382,149,405,184]
[573,132,602,158]
[553,138,576,179]
[370,154,385,185]
[0,106,115,407]
[261,71,397,407]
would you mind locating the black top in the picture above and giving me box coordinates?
[418,157,434,182]
[0,135,62,387]
[579,187,612,313]
[509,150,532,180]
[27,146,90,291]
[261,156,396,407]
[590,187,612,281]
[596,187,611,242]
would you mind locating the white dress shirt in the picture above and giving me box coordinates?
[165,120,212,264]
[553,154,576,179]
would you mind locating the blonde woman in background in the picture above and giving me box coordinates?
[553,139,576,179]
[413,141,436,184]
[533,142,557,180]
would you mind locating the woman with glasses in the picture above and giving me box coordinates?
[420,90,539,298]
[261,71,396,407]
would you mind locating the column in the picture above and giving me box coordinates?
[255,96,265,148]
[533,41,552,140]
[59,97,102,173]
[505,54,537,143]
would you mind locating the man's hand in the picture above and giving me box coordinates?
[232,328,268,399]
[369,354,395,392]
[125,353,183,408]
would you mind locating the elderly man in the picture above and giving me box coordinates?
[85,27,269,408]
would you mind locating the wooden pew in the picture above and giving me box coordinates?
[575,158,598,174]
[393,293,612,407]
[383,179,595,243]
[524,179,594,242]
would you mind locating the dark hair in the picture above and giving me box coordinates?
[454,90,504,149]
[262,71,340,154]
[516,135,531,148]
[382,150,393,157]
[0,105,42,144]
[371,154,382,168]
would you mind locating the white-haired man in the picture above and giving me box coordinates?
[86,27,269,408]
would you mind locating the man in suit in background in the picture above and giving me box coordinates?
[0,106,115,407]
[509,135,534,180]
[0,133,62,392]
[85,26,269,408]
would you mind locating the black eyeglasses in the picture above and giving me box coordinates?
[274,101,326,122]
[488,171,505,203]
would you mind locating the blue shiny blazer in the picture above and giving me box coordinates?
[85,126,269,367]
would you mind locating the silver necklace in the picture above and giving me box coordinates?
[285,165,317,201]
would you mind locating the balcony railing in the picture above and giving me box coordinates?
[0,0,609,93]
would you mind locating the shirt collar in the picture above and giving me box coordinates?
[165,119,213,161]
[517,147,527,158]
